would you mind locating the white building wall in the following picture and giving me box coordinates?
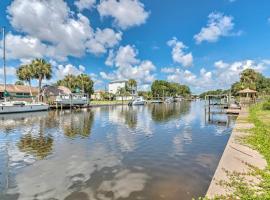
[108,81,127,94]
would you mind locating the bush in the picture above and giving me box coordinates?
[262,101,270,110]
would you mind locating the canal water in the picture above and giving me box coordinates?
[0,101,236,200]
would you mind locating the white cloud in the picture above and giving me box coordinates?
[162,59,268,93]
[214,60,229,69]
[54,64,86,80]
[0,66,17,76]
[2,33,49,60]
[86,28,122,55]
[194,12,240,44]
[6,0,121,61]
[75,0,96,11]
[97,0,149,29]
[167,37,193,67]
[161,67,176,73]
[101,45,156,86]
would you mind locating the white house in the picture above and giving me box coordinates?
[108,80,137,100]
[108,80,128,94]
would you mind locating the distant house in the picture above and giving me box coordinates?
[108,80,137,96]
[42,85,71,103]
[108,80,127,94]
[91,90,105,100]
[0,84,38,100]
[42,85,71,96]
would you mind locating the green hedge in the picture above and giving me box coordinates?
[262,101,270,110]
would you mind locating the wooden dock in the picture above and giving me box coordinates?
[225,108,241,114]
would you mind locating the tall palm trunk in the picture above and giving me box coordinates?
[38,76,42,101]
[28,80,33,101]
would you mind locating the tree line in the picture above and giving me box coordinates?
[16,59,94,100]
[200,68,270,98]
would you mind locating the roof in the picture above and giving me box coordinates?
[0,84,38,93]
[42,85,71,95]
[109,80,128,84]
[94,90,105,93]
[238,88,257,94]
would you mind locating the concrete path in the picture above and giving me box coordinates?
[206,109,267,198]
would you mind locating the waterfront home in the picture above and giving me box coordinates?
[0,84,38,101]
[108,80,137,95]
[108,80,128,94]
[42,85,71,103]
[91,90,105,100]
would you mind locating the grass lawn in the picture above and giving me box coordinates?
[200,103,270,200]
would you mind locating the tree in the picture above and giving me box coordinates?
[127,79,137,95]
[57,74,77,92]
[32,59,52,101]
[231,69,270,95]
[77,74,94,95]
[57,74,94,95]
[15,80,25,85]
[151,80,191,98]
[16,64,34,96]
[117,87,130,104]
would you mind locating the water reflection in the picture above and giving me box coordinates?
[0,102,236,200]
[150,102,190,122]
[119,107,138,129]
[61,110,94,138]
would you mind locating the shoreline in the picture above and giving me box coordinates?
[206,108,267,198]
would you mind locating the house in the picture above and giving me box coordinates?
[42,85,71,96]
[0,84,38,100]
[42,85,71,103]
[108,80,137,95]
[91,90,105,100]
[108,80,127,94]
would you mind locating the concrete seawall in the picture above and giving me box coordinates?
[206,109,267,198]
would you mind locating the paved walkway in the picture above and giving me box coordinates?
[206,109,267,198]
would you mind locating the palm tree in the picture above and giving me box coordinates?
[117,87,130,104]
[16,64,34,96]
[32,59,52,101]
[57,74,77,92]
[15,80,24,85]
[127,79,137,96]
[77,74,93,94]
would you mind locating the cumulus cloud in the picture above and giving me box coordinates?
[0,66,17,76]
[75,0,96,11]
[167,37,193,67]
[54,64,86,80]
[194,12,240,44]
[86,28,122,55]
[97,0,149,29]
[6,0,121,61]
[2,33,49,60]
[162,59,268,93]
[101,45,156,87]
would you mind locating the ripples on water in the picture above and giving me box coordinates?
[0,101,236,200]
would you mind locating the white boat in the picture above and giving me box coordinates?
[0,101,49,114]
[55,94,89,106]
[164,97,174,103]
[130,97,146,105]
[0,28,50,114]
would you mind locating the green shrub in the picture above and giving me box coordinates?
[262,101,270,110]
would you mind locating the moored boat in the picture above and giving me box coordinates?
[0,101,49,114]
[0,27,50,114]
[129,96,146,106]
[55,94,89,106]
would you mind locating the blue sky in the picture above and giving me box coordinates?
[0,0,270,93]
